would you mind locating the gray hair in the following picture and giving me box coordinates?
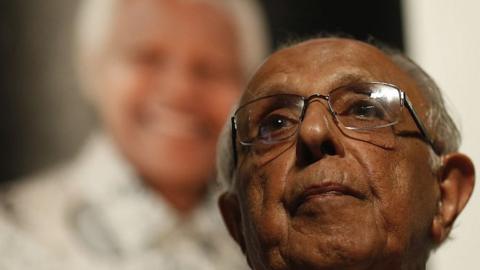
[216,39,461,191]
[74,0,270,97]
[384,49,461,155]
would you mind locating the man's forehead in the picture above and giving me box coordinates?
[242,38,418,102]
[265,38,376,68]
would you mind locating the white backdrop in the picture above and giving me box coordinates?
[403,0,480,269]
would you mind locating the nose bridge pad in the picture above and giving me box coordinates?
[301,98,333,124]
[297,98,343,166]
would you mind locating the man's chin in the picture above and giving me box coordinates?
[280,235,382,270]
[281,206,383,270]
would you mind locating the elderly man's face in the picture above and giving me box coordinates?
[225,39,447,270]
[95,0,241,189]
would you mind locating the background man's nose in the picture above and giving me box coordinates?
[154,63,200,109]
[296,102,345,166]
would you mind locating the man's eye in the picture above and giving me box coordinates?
[344,100,386,120]
[257,114,298,141]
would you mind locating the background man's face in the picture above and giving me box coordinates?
[95,0,241,188]
[233,39,440,270]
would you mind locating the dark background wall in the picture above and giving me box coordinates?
[0,0,403,182]
[261,0,404,50]
[0,0,94,181]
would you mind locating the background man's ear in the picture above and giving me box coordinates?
[432,153,475,244]
[218,192,246,253]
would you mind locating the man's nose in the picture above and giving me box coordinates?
[296,101,345,166]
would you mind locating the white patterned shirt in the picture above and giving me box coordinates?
[1,133,248,270]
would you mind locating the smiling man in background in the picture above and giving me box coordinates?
[217,37,475,270]
[1,0,268,269]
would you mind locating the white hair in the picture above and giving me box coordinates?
[74,0,270,97]
[216,111,236,191]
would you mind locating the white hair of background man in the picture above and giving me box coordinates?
[74,0,270,98]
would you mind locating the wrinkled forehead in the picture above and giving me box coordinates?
[241,38,420,103]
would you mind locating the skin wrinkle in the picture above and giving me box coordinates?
[249,146,294,269]
[251,140,296,168]
[238,175,263,268]
[240,153,287,270]
[338,125,396,152]
[259,171,267,215]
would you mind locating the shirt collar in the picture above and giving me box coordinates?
[68,132,222,255]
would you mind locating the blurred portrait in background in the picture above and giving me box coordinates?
[0,0,268,269]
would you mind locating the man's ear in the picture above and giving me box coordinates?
[431,152,475,244]
[218,192,246,254]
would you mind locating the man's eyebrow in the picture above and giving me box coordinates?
[265,73,371,91]
[329,72,373,87]
[243,70,375,102]
[242,81,296,102]
[252,84,296,97]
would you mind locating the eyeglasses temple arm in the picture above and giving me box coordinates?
[403,93,438,154]
[231,117,238,166]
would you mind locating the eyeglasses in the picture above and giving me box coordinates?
[231,82,437,163]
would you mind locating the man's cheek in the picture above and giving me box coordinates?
[366,157,420,250]
[237,164,290,250]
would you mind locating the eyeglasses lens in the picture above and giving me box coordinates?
[235,83,402,145]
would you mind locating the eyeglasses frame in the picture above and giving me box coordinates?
[231,82,437,165]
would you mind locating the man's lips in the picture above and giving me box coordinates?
[292,182,366,213]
